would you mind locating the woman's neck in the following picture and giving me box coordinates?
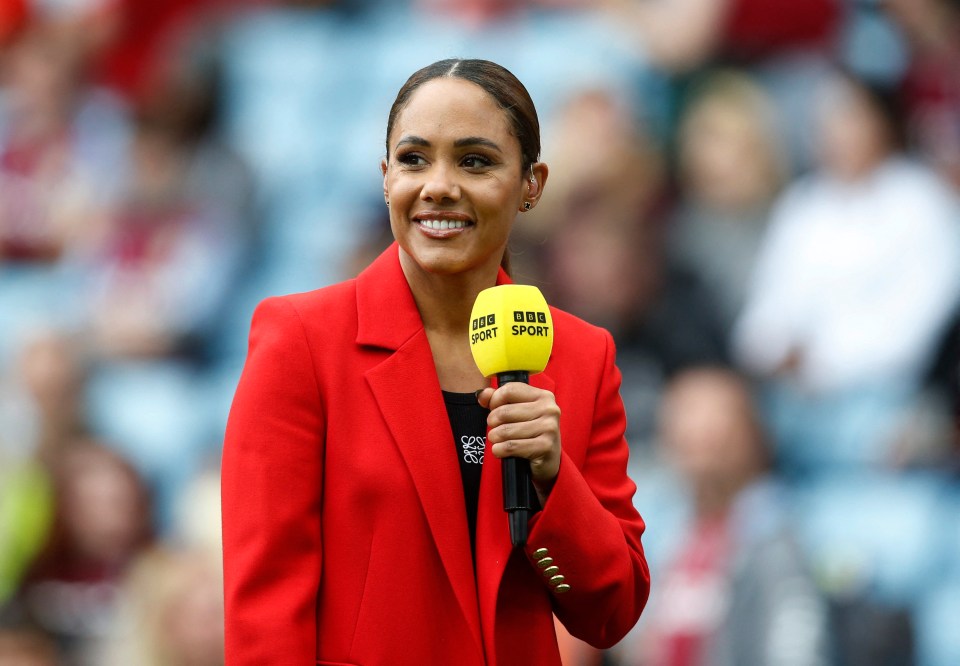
[398,249,501,392]
[399,250,501,335]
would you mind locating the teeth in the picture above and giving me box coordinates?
[419,219,467,230]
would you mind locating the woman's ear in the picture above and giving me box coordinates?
[521,162,549,211]
[380,158,389,204]
[528,162,548,200]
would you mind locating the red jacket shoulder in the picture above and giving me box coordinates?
[251,279,360,341]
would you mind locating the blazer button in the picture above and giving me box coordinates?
[533,547,550,559]
[554,583,571,594]
[536,557,554,568]
[542,565,560,578]
[548,574,566,586]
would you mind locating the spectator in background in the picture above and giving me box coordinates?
[15,330,86,463]
[614,367,829,666]
[668,70,787,333]
[1,329,86,614]
[0,331,81,612]
[0,330,87,618]
[100,547,224,666]
[0,21,125,266]
[97,469,224,666]
[733,70,960,473]
[13,438,153,663]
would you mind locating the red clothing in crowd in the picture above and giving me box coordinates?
[722,0,840,61]
[0,0,28,43]
[90,0,250,102]
[649,516,733,666]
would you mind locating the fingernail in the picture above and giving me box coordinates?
[474,389,484,402]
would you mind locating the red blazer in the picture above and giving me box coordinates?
[221,244,650,666]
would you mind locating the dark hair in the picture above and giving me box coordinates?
[385,58,541,172]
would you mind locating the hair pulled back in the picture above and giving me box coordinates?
[385,59,541,172]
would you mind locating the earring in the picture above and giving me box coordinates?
[523,202,532,211]
[385,200,390,206]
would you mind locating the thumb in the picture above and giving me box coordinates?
[475,387,495,409]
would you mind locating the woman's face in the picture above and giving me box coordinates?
[382,77,538,279]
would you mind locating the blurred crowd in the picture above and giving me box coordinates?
[0,0,958,664]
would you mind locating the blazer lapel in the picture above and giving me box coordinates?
[358,245,483,658]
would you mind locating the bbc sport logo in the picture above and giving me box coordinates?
[472,314,496,330]
[513,311,547,324]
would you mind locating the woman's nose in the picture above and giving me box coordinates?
[420,163,461,203]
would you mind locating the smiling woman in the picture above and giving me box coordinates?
[384,77,530,276]
[221,58,650,665]
[382,62,547,287]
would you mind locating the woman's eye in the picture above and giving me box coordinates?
[461,154,492,169]
[397,153,426,167]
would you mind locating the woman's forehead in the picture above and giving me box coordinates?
[389,78,516,147]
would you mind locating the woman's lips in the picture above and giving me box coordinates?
[412,214,474,238]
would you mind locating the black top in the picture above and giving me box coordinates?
[442,390,488,558]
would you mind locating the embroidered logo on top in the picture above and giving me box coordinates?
[461,435,485,464]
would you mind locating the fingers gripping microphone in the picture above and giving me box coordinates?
[469,285,554,547]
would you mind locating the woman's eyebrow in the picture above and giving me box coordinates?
[394,135,502,152]
[396,135,429,148]
[454,137,502,152]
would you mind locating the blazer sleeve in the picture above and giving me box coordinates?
[525,328,650,649]
[221,297,325,665]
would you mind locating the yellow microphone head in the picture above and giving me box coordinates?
[469,284,553,377]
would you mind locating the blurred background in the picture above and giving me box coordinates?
[0,0,957,664]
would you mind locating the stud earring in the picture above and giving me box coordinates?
[523,202,532,211]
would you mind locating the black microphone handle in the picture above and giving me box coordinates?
[496,370,534,547]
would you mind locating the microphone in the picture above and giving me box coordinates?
[469,284,554,547]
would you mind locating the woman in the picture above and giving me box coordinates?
[221,58,650,665]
